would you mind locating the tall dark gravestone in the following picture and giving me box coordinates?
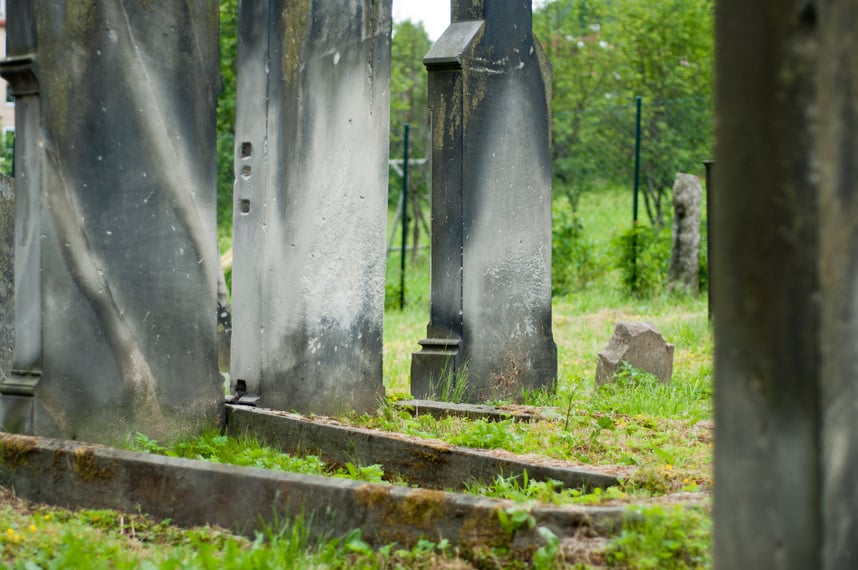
[411,1,557,402]
[230,0,390,415]
[715,1,858,567]
[0,2,223,443]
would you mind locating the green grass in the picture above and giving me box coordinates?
[2,187,714,568]
[129,431,386,484]
[0,504,458,569]
[606,505,712,569]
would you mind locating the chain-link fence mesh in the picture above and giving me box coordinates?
[388,123,431,252]
[553,96,713,223]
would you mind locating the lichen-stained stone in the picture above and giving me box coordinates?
[411,1,557,403]
[230,0,390,415]
[0,176,12,378]
[668,173,702,294]
[0,2,223,444]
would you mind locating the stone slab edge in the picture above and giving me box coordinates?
[0,433,625,554]
[393,400,543,423]
[225,405,618,491]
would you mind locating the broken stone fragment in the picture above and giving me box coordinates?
[595,322,675,385]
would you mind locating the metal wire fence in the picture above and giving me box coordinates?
[553,96,713,224]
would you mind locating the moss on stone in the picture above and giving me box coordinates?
[65,0,98,41]
[71,447,116,482]
[356,485,451,544]
[0,434,38,467]
[281,0,311,86]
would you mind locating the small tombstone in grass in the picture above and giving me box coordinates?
[595,322,675,386]
[668,173,703,295]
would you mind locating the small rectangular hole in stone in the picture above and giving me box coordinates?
[240,142,253,158]
[241,165,252,180]
[240,199,251,214]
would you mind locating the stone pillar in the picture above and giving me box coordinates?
[0,176,12,379]
[818,3,858,567]
[230,0,390,415]
[711,1,858,568]
[0,2,223,444]
[668,173,702,294]
[410,1,557,403]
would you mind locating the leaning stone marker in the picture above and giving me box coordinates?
[0,176,12,378]
[230,0,390,415]
[0,2,223,443]
[411,0,557,403]
[668,173,702,294]
[595,322,674,385]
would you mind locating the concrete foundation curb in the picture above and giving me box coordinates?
[0,433,627,556]
[225,405,619,491]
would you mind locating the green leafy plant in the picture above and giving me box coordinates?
[449,419,522,450]
[553,194,601,295]
[533,526,562,570]
[615,224,672,296]
[497,507,536,536]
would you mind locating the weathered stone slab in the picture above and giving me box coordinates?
[394,400,544,423]
[595,322,674,385]
[669,173,702,294]
[714,2,824,567]
[0,176,12,379]
[0,432,627,555]
[411,1,557,403]
[0,3,223,443]
[230,0,390,416]
[225,405,618,491]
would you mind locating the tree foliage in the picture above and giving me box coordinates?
[217,0,238,237]
[389,21,432,255]
[534,0,714,227]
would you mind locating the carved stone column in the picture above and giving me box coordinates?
[411,1,557,402]
[230,0,391,415]
[0,1,223,443]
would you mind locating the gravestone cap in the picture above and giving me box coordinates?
[424,21,483,70]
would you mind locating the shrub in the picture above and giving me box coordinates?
[553,195,599,295]
[614,224,671,297]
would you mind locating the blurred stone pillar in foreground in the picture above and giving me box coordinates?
[410,0,557,403]
[715,1,858,567]
[0,1,223,444]
[230,0,390,415]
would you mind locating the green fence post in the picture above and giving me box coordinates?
[400,124,410,310]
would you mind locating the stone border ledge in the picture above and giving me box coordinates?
[393,400,545,422]
[225,405,619,491]
[0,433,626,556]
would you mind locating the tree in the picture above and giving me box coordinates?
[534,0,714,227]
[389,21,432,259]
[606,0,713,227]
[217,0,238,241]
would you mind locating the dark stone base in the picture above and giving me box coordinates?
[0,393,33,434]
[410,338,462,400]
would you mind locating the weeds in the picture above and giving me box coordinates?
[129,432,385,482]
[429,361,471,403]
[605,504,712,569]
